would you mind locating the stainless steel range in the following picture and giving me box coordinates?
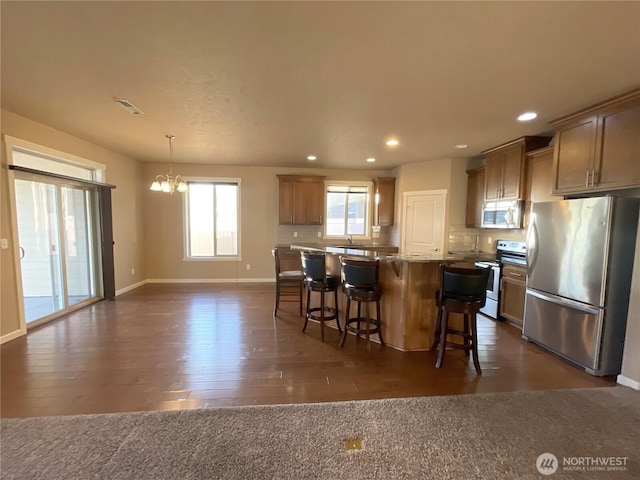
[475,240,526,319]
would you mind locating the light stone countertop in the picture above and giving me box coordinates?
[290,243,464,263]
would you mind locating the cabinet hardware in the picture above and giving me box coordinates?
[509,272,523,277]
[591,170,598,188]
[585,170,591,188]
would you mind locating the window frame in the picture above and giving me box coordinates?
[183,177,242,261]
[323,180,373,240]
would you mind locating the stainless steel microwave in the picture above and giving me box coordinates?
[481,200,524,229]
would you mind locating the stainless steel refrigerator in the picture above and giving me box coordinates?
[523,196,639,376]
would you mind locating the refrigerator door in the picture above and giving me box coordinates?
[526,198,611,307]
[523,288,603,373]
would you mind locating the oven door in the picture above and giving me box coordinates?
[475,261,500,319]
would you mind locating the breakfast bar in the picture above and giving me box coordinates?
[290,244,467,351]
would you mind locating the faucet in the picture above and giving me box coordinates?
[473,235,480,254]
[347,235,353,245]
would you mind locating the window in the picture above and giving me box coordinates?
[185,180,240,258]
[325,183,371,238]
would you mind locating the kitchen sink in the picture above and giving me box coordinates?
[330,244,366,248]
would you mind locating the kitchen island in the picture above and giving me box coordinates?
[290,244,467,351]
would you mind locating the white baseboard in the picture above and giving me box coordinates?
[146,278,274,284]
[616,374,640,390]
[116,280,148,296]
[1,327,27,345]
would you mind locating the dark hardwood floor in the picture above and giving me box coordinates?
[1,283,613,418]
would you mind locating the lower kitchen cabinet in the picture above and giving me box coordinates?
[500,265,526,328]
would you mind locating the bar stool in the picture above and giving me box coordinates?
[339,257,385,350]
[432,264,490,374]
[301,252,341,341]
[272,248,304,317]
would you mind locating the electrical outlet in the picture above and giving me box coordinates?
[317,231,322,238]
[294,232,298,238]
[0,239,8,249]
[246,264,251,270]
[487,236,493,245]
[131,268,135,275]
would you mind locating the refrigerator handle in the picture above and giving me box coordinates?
[526,214,538,275]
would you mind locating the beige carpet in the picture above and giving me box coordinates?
[1,387,638,479]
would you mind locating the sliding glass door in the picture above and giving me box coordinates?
[14,174,101,326]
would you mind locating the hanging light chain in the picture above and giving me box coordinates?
[149,134,188,194]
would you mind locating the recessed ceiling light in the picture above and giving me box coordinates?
[307,155,316,161]
[517,112,538,122]
[455,144,468,149]
[366,157,376,163]
[386,139,399,147]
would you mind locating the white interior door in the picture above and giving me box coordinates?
[401,190,446,255]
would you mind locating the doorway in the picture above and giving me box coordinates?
[14,174,101,326]
[401,190,447,255]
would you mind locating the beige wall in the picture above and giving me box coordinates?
[0,110,145,339]
[620,214,640,387]
[143,163,392,281]
[389,158,472,252]
[0,139,21,337]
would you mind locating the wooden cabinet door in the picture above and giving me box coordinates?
[501,143,525,200]
[304,179,325,225]
[465,167,485,228]
[500,265,527,328]
[524,147,556,229]
[552,116,598,194]
[292,181,309,224]
[595,99,640,190]
[373,177,396,226]
[278,178,294,224]
[484,153,504,201]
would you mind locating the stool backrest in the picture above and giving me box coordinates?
[439,264,490,302]
[273,247,302,275]
[341,257,379,288]
[301,252,327,282]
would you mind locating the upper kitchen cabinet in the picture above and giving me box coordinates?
[482,136,552,201]
[523,146,556,228]
[465,167,485,228]
[550,89,640,194]
[277,175,325,225]
[373,177,396,226]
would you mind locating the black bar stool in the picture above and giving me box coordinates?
[339,257,385,350]
[301,252,341,341]
[432,264,490,374]
[272,248,304,317]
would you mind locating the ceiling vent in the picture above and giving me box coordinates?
[113,98,144,115]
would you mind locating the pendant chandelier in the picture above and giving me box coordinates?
[150,134,188,194]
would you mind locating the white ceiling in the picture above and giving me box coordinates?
[2,1,639,170]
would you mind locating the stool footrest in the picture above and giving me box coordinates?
[344,317,381,335]
[444,341,472,351]
[307,307,338,322]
